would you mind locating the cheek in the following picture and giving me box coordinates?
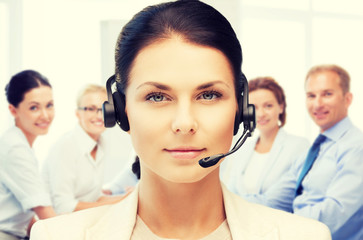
[306,101,313,112]
[272,109,281,120]
[127,106,165,153]
[48,110,55,121]
[204,106,236,151]
[79,115,91,128]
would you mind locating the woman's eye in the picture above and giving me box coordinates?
[30,106,38,111]
[146,92,167,102]
[198,91,221,100]
[47,103,54,108]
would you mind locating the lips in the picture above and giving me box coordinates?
[91,120,104,126]
[36,122,51,129]
[257,119,269,125]
[165,147,205,160]
[314,111,328,120]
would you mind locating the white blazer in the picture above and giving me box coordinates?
[221,128,309,195]
[30,184,331,240]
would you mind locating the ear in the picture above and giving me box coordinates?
[279,103,284,114]
[8,104,17,117]
[344,92,353,107]
[75,109,81,121]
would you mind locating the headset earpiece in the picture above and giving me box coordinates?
[112,90,130,131]
[103,101,116,127]
[233,73,256,135]
[233,97,243,135]
[103,75,130,131]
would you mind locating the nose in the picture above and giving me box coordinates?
[313,96,323,109]
[171,102,198,135]
[256,107,265,119]
[40,108,51,121]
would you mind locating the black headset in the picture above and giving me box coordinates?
[103,73,255,135]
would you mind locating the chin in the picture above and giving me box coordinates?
[164,167,217,184]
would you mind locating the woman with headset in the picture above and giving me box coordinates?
[221,77,310,195]
[30,1,330,239]
[0,70,56,240]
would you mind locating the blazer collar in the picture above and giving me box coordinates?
[86,184,279,240]
[222,184,279,239]
[85,184,139,240]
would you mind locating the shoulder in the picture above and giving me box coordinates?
[329,122,363,159]
[30,186,139,240]
[342,124,363,145]
[30,204,112,240]
[0,126,29,150]
[223,186,331,239]
[0,127,34,166]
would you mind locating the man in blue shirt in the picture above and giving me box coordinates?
[244,64,363,240]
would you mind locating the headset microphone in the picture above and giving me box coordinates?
[198,127,252,168]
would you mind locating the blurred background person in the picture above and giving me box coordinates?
[102,150,139,196]
[221,77,309,195]
[0,70,56,240]
[243,64,363,240]
[42,84,126,214]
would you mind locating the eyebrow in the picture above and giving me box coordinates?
[136,82,170,90]
[27,101,40,105]
[196,81,230,90]
[27,100,53,105]
[306,89,335,94]
[136,80,230,91]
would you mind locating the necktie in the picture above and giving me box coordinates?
[295,134,326,196]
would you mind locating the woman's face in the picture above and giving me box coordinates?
[9,86,54,144]
[125,38,237,183]
[249,89,283,134]
[76,91,107,141]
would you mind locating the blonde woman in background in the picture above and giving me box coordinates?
[42,84,126,214]
[0,70,56,239]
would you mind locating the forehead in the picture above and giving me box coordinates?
[79,91,107,104]
[250,89,277,102]
[128,38,234,89]
[305,70,341,92]
[23,86,53,102]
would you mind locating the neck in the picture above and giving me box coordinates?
[90,145,97,160]
[138,168,225,239]
[16,124,36,147]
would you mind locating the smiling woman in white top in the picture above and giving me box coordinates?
[221,77,310,195]
[30,1,330,239]
[0,70,56,240]
[42,84,126,214]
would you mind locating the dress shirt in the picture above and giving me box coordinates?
[245,117,363,240]
[42,125,105,214]
[0,126,51,238]
[221,128,309,195]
